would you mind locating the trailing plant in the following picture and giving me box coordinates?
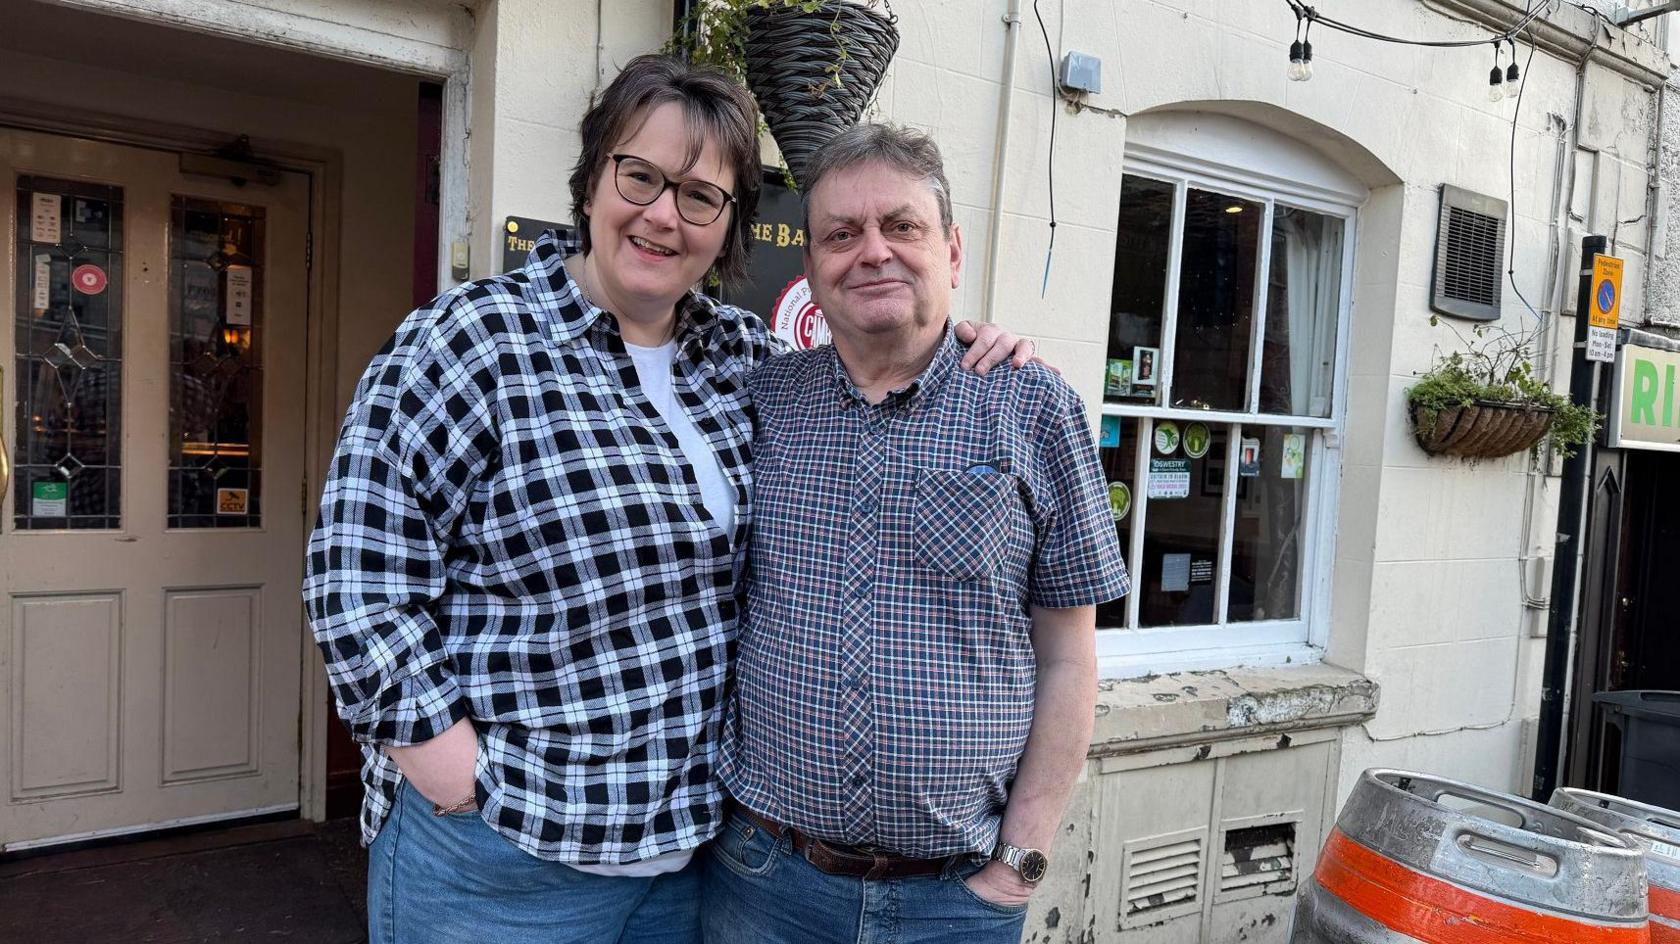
[1407,316,1598,459]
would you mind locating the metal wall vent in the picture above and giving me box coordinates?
[1217,820,1298,900]
[1431,184,1507,322]
[1120,829,1205,926]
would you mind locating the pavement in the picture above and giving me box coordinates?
[0,817,369,943]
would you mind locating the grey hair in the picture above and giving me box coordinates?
[800,123,955,236]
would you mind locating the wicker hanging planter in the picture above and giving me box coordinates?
[743,2,900,188]
[1410,399,1556,459]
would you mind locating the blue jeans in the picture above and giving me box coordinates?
[367,782,701,944]
[700,812,1028,944]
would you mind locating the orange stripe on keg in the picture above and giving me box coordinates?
[1314,828,1649,944]
[1652,884,1680,923]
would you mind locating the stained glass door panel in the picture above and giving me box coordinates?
[13,177,123,529]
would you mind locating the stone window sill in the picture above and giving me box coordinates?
[1090,662,1378,757]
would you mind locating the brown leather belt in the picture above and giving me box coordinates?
[737,806,960,880]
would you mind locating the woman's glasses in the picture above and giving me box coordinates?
[611,154,734,226]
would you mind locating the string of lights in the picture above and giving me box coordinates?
[1284,0,1551,91]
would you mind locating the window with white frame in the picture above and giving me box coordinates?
[1097,122,1359,674]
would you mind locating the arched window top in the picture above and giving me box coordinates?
[1126,108,1374,209]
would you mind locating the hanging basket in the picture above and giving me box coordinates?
[743,2,900,189]
[1410,398,1555,459]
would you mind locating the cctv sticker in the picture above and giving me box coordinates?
[770,277,830,351]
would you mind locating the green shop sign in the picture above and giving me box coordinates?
[1610,343,1680,451]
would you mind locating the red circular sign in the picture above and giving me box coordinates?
[71,264,107,295]
[770,276,829,351]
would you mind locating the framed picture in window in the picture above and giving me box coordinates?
[1132,346,1160,387]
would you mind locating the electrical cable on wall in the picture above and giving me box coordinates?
[1283,0,1558,325]
[1032,0,1057,298]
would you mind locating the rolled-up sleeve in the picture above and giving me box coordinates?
[303,330,491,746]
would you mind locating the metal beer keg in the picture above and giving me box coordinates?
[1292,769,1649,943]
[1552,788,1680,943]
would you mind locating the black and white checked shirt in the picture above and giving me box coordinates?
[304,231,777,863]
[720,327,1130,858]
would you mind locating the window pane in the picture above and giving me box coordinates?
[13,178,124,530]
[1096,415,1141,628]
[1106,176,1174,406]
[1259,208,1343,418]
[168,197,264,528]
[1139,421,1228,627]
[1228,426,1311,623]
[1170,189,1261,411]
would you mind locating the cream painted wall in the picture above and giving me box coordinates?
[464,0,672,276]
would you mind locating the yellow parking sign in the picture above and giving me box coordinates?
[1592,255,1623,329]
[1587,254,1623,363]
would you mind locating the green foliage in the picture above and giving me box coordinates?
[1407,316,1599,459]
[664,0,882,96]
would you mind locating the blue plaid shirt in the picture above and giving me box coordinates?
[304,231,779,862]
[721,327,1130,858]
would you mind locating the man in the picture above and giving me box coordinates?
[704,123,1129,944]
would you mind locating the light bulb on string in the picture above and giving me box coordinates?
[1487,42,1504,102]
[1286,9,1314,82]
[1505,39,1521,94]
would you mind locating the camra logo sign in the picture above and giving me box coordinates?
[771,277,830,350]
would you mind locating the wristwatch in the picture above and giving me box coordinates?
[990,841,1049,884]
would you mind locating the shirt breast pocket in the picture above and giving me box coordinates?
[913,469,1012,583]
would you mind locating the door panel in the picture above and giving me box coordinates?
[0,128,308,848]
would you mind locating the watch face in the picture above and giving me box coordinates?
[1019,849,1048,883]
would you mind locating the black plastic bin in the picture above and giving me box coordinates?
[1594,690,1680,810]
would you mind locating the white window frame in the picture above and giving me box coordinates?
[1098,134,1363,679]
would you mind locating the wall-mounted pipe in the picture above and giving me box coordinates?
[981,0,1024,324]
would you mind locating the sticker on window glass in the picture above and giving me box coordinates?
[1281,433,1306,480]
[1189,559,1214,584]
[1239,438,1261,477]
[31,481,68,517]
[1107,481,1131,522]
[1147,458,1191,500]
[216,487,250,515]
[71,264,107,295]
[32,255,51,311]
[1154,421,1180,455]
[30,193,62,244]
[1099,415,1121,449]
[1182,423,1211,459]
[225,265,254,326]
[1160,553,1191,592]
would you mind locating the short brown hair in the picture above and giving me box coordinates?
[570,54,761,284]
[801,123,954,237]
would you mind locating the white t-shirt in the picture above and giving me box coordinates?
[565,340,734,878]
[623,339,737,537]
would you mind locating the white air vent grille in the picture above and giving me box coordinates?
[1122,830,1205,922]
[1431,184,1507,322]
[1217,821,1297,899]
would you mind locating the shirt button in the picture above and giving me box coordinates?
[852,774,869,787]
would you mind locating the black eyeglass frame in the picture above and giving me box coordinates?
[608,153,737,226]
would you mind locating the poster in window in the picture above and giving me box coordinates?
[1239,438,1261,477]
[1148,458,1191,499]
[1281,433,1306,479]
[1099,415,1121,448]
[31,193,61,244]
[225,265,254,326]
[1104,359,1132,398]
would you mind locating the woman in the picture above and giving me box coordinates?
[304,54,1033,944]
